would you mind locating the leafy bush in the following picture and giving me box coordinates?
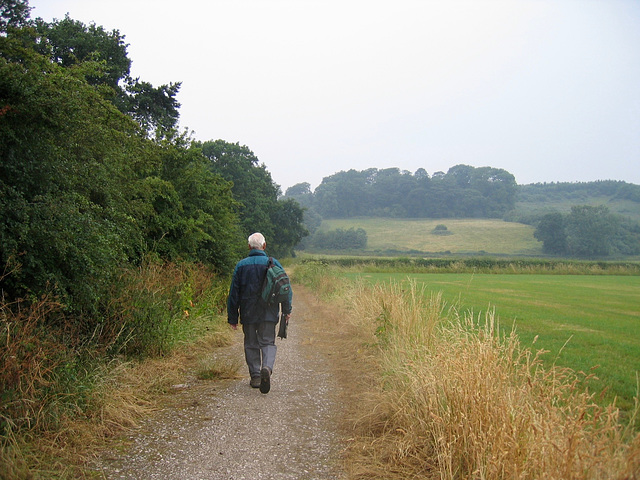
[311,227,367,250]
[431,224,452,235]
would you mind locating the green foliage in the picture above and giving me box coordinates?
[120,76,182,139]
[0,0,31,32]
[310,227,368,250]
[285,182,314,208]
[151,140,243,271]
[270,198,308,257]
[34,14,131,90]
[516,180,640,222]
[533,205,636,258]
[34,14,182,138]
[197,139,307,257]
[1,17,245,313]
[0,44,144,311]
[534,212,567,254]
[297,165,517,219]
[566,205,618,257]
[431,224,452,236]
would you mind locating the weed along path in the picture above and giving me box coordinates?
[94,286,351,479]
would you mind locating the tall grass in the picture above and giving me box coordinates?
[295,263,640,479]
[0,261,231,479]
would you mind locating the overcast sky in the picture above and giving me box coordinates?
[30,0,640,192]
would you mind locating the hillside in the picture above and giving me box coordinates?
[515,181,640,222]
[311,218,542,256]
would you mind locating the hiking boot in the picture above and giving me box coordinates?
[259,367,271,394]
[250,376,261,388]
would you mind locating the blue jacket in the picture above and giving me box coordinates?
[227,249,292,325]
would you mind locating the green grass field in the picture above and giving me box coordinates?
[319,218,543,255]
[346,272,640,413]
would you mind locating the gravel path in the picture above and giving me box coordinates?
[94,287,347,480]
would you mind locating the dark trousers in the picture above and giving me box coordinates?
[242,322,277,378]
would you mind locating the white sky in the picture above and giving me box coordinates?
[30,0,640,192]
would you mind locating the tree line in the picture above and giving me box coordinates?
[0,2,306,315]
[286,165,518,219]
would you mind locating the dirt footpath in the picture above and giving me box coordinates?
[94,286,358,480]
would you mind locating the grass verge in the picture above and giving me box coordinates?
[0,262,236,479]
[295,263,640,479]
[0,313,234,479]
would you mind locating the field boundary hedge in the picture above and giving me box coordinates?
[298,257,640,275]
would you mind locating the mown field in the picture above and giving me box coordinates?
[318,218,543,255]
[345,271,640,413]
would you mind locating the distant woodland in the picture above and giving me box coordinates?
[284,168,640,257]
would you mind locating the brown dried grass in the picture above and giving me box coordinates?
[0,302,233,479]
[338,279,640,480]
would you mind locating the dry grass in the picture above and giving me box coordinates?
[326,276,640,479]
[0,313,234,479]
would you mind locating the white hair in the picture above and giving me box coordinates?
[248,232,266,250]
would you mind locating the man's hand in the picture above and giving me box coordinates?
[284,314,291,324]
[229,323,238,330]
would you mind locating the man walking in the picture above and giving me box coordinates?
[227,233,292,393]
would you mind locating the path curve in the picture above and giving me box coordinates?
[95,286,347,480]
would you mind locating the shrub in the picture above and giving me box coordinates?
[431,224,452,235]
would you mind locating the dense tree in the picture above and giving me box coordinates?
[517,181,640,206]
[285,182,312,197]
[34,15,181,137]
[270,198,308,257]
[197,140,307,257]
[34,15,130,89]
[0,0,30,31]
[285,182,314,209]
[314,169,373,217]
[534,213,568,254]
[0,16,242,312]
[154,139,243,269]
[303,165,517,219]
[0,40,146,311]
[611,218,640,255]
[533,206,632,258]
[566,205,618,257]
[312,227,367,250]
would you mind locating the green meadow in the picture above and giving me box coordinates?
[346,271,640,412]
[318,218,543,255]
